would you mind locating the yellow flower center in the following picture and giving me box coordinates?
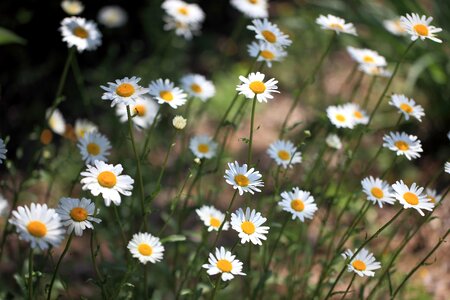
[178,7,188,15]
[291,199,305,212]
[70,207,88,222]
[371,187,384,199]
[413,24,429,36]
[116,83,135,97]
[40,129,53,145]
[399,103,413,113]
[363,55,375,63]
[191,83,202,93]
[352,259,367,271]
[427,195,436,203]
[138,243,153,256]
[73,26,89,39]
[394,141,409,151]
[217,259,232,272]
[248,0,258,4]
[241,221,256,234]
[260,50,275,60]
[354,111,363,119]
[249,81,266,94]
[87,143,100,155]
[330,23,344,31]
[97,171,117,188]
[210,217,221,228]
[403,192,419,205]
[234,174,249,187]
[160,90,174,102]
[27,221,47,238]
[197,143,209,154]
[262,30,277,43]
[277,150,290,161]
[336,114,346,122]
[134,104,146,116]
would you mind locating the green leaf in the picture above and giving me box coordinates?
[161,234,186,243]
[0,27,26,45]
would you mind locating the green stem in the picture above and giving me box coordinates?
[210,276,221,300]
[140,110,161,160]
[28,248,34,300]
[143,265,148,300]
[340,273,356,300]
[247,96,257,165]
[212,190,238,249]
[349,72,364,102]
[47,233,74,300]
[113,205,127,248]
[90,231,107,299]
[362,76,377,109]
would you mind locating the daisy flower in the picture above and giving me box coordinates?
[230,0,268,19]
[80,160,134,207]
[326,134,342,150]
[0,194,8,216]
[9,203,65,250]
[202,247,246,281]
[361,176,396,208]
[389,94,425,122]
[392,180,434,216]
[115,95,159,130]
[77,132,111,165]
[74,119,98,139]
[162,0,205,24]
[247,19,292,48]
[383,132,423,160]
[236,72,279,103]
[400,13,442,43]
[163,16,201,40]
[97,5,128,28]
[60,17,102,52]
[195,205,229,232]
[278,187,318,222]
[445,162,450,174]
[344,103,369,125]
[326,105,356,129]
[316,14,357,36]
[56,197,101,236]
[267,140,302,168]
[224,161,264,195]
[149,78,188,109]
[425,188,442,204]
[128,232,165,264]
[231,207,269,245]
[46,108,66,135]
[61,0,84,15]
[383,18,407,36]
[0,138,7,164]
[180,74,216,101]
[342,248,381,277]
[358,64,391,77]
[189,135,218,159]
[247,41,287,68]
[101,76,149,107]
[346,46,387,67]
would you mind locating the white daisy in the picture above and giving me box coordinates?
[361,176,396,208]
[389,94,425,122]
[326,105,356,129]
[247,19,292,48]
[77,132,111,165]
[56,197,101,236]
[9,203,65,250]
[189,135,218,159]
[61,0,84,15]
[195,205,229,232]
[346,46,387,67]
[325,134,342,150]
[230,207,269,245]
[236,72,279,103]
[392,180,434,216]
[202,247,246,281]
[127,232,165,264]
[383,18,407,36]
[115,95,159,130]
[0,194,8,216]
[101,76,149,107]
[425,188,442,204]
[445,162,450,174]
[267,140,302,169]
[180,74,216,101]
[344,103,369,125]
[224,161,264,195]
[0,138,7,164]
[148,78,188,109]
[60,17,102,52]
[80,160,134,207]
[342,248,381,277]
[247,41,287,68]
[278,187,318,222]
[230,0,268,19]
[358,64,391,77]
[382,132,423,160]
[74,119,98,139]
[163,16,201,40]
[162,0,205,24]
[97,5,128,28]
[47,108,66,135]
[316,14,357,36]
[400,13,442,43]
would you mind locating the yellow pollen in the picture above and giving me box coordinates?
[414,24,429,36]
[363,55,375,63]
[395,141,409,151]
[160,90,174,101]
[191,83,202,93]
[427,195,436,203]
[278,150,290,161]
[138,243,153,256]
[336,114,346,122]
[27,221,47,238]
[40,129,53,145]
[241,221,255,234]
[234,174,249,187]
[217,259,232,272]
[134,104,146,116]
[260,50,275,60]
[352,260,367,271]
[371,187,384,199]
[97,171,117,188]
[73,26,88,39]
[403,192,419,205]
[291,199,305,212]
[249,81,266,94]
[87,143,100,155]
[178,7,188,15]
[262,30,277,43]
[116,83,135,97]
[70,207,88,222]
[330,23,344,31]
[354,111,363,119]
[210,217,220,228]
[248,0,258,4]
[399,103,413,113]
[197,144,209,154]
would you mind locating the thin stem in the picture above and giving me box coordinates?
[348,72,364,102]
[212,190,238,249]
[362,76,377,109]
[340,273,356,300]
[47,233,74,300]
[113,205,127,248]
[210,276,221,300]
[28,248,34,300]
[247,96,257,165]
[143,265,148,300]
[140,110,161,160]
[90,231,107,299]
